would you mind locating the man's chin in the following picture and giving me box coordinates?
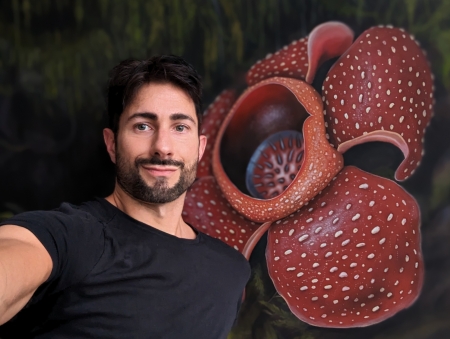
[142,179,181,192]
[140,169,180,186]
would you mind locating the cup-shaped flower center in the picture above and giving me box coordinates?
[220,84,309,194]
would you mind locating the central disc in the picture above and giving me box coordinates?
[246,130,305,199]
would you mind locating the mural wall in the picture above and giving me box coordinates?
[1,0,450,338]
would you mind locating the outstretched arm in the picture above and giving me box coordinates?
[0,225,52,325]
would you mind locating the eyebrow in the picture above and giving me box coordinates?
[127,112,196,125]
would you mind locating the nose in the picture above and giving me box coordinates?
[150,128,174,159]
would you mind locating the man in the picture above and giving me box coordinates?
[0,55,250,338]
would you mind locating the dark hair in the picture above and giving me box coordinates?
[107,55,203,133]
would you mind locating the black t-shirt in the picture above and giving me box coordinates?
[0,198,250,339]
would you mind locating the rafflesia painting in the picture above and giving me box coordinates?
[183,21,433,330]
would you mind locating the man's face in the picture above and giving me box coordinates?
[104,82,207,204]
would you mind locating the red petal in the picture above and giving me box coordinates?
[182,176,261,253]
[305,21,354,83]
[212,77,343,223]
[197,89,237,178]
[246,37,309,86]
[246,21,353,86]
[266,166,424,328]
[323,26,434,181]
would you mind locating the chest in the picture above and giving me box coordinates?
[45,230,243,338]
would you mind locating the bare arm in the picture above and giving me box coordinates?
[0,225,52,325]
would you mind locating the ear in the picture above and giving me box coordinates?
[198,134,207,162]
[103,128,117,164]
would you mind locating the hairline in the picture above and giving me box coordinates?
[116,79,202,135]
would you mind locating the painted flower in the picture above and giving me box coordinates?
[183,21,434,328]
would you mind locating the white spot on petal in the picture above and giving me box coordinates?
[299,234,309,242]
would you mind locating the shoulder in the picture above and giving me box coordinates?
[11,198,115,226]
[1,199,107,242]
[1,201,101,228]
[0,201,107,246]
[0,200,107,285]
[199,232,251,277]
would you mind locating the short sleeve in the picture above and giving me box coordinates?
[0,203,105,298]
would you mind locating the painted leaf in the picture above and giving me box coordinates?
[266,166,423,328]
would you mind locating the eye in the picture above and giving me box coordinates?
[175,125,188,132]
[135,123,149,131]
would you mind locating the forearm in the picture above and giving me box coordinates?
[0,242,38,325]
[0,259,7,324]
[0,227,52,325]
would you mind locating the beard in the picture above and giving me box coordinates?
[115,151,198,204]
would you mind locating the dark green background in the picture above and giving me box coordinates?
[1,1,449,338]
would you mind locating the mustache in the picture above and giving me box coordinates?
[135,157,185,169]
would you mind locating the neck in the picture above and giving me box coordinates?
[105,183,196,239]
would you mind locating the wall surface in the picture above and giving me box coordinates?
[1,1,449,338]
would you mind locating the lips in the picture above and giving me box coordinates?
[142,165,178,176]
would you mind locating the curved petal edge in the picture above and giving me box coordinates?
[212,77,344,223]
[197,89,238,178]
[306,21,354,83]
